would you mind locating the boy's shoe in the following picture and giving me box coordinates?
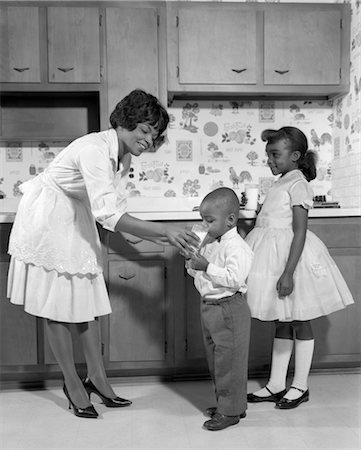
[203,411,246,431]
[247,386,287,403]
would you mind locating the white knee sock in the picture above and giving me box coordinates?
[284,338,314,400]
[253,338,293,397]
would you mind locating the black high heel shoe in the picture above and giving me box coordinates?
[82,377,132,408]
[63,384,98,418]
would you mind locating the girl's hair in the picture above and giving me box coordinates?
[109,89,169,138]
[261,126,317,181]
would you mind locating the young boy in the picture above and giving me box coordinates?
[185,187,253,431]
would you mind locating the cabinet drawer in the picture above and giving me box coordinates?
[107,232,165,255]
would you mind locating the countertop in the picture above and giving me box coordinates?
[0,197,360,223]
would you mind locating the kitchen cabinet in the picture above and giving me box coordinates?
[264,7,341,86]
[47,7,101,83]
[0,224,38,367]
[105,3,167,117]
[166,2,350,100]
[0,4,101,87]
[103,230,173,375]
[174,6,257,86]
[0,6,41,83]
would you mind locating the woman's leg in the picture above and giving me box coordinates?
[252,322,294,397]
[45,319,91,408]
[283,320,314,400]
[76,318,116,398]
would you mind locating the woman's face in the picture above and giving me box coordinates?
[117,122,159,157]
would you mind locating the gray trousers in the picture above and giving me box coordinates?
[200,292,251,416]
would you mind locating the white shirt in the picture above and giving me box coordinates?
[44,128,127,231]
[187,227,254,299]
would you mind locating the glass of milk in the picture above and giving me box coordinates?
[245,184,259,210]
[189,223,208,254]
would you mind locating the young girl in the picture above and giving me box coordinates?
[245,126,354,409]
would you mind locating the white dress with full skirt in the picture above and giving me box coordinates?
[245,170,354,322]
[7,129,127,322]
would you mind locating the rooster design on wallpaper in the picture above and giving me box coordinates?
[229,168,252,189]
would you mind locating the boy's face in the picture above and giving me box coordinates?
[199,200,233,240]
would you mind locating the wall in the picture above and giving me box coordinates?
[0,0,360,207]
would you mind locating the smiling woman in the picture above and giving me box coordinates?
[7,89,198,419]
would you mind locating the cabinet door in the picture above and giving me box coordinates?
[106,6,160,117]
[108,260,168,365]
[47,7,100,83]
[264,8,341,85]
[0,262,37,365]
[0,6,41,83]
[177,7,257,85]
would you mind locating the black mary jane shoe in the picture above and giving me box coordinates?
[276,386,309,409]
[63,384,98,419]
[247,386,287,403]
[82,377,132,408]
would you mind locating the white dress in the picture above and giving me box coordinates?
[7,129,128,322]
[245,170,354,322]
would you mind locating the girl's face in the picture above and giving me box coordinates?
[117,122,159,157]
[266,138,300,176]
[199,200,232,240]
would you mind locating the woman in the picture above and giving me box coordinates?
[7,89,197,418]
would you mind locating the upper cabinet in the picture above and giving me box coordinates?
[264,7,341,86]
[176,7,257,86]
[105,4,166,116]
[47,7,101,83]
[167,2,351,100]
[0,6,41,83]
[0,5,101,85]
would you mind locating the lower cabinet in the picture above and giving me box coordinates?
[1,217,360,383]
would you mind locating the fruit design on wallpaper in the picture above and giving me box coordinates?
[179,103,199,133]
[289,104,306,121]
[207,142,224,159]
[13,180,23,197]
[222,124,256,145]
[229,168,252,189]
[138,164,174,184]
[183,179,201,197]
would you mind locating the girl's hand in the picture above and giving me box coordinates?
[188,253,209,272]
[165,225,200,254]
[276,272,294,298]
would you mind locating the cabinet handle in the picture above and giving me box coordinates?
[57,67,74,73]
[231,68,247,74]
[125,237,143,245]
[13,67,30,72]
[274,70,290,75]
[118,273,136,281]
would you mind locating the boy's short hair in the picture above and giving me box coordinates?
[109,89,169,138]
[202,187,240,217]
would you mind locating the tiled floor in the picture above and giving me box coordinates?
[0,373,360,449]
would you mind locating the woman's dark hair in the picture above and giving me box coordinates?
[261,126,317,181]
[109,89,169,139]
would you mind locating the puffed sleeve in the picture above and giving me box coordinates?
[289,179,314,210]
[76,143,127,231]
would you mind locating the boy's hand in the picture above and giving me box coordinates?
[189,253,209,272]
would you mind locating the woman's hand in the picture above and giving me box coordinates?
[165,225,200,254]
[276,272,294,298]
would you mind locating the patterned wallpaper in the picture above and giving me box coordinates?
[0,0,360,208]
